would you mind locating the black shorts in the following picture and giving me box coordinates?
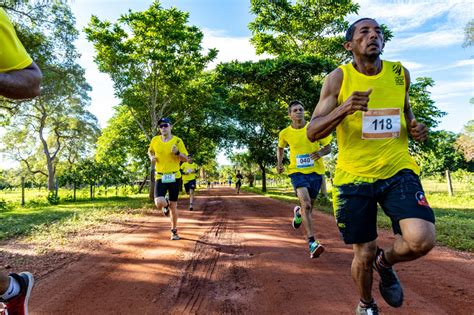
[184,179,196,194]
[236,180,242,188]
[155,178,182,202]
[333,169,435,244]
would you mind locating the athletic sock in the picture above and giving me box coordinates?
[308,236,315,244]
[359,298,375,307]
[0,276,21,301]
[171,228,178,235]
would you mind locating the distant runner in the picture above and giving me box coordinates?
[235,170,243,194]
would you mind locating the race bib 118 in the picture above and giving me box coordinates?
[362,108,401,139]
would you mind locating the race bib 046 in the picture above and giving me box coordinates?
[362,108,401,139]
[296,154,314,168]
[162,173,176,183]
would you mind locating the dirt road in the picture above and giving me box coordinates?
[15,187,474,314]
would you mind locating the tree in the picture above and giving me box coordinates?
[455,120,474,163]
[463,19,473,48]
[84,1,217,198]
[416,131,468,176]
[229,152,259,187]
[249,0,359,60]
[1,2,99,193]
[217,55,334,192]
[249,0,393,63]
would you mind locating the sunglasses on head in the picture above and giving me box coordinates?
[159,123,170,128]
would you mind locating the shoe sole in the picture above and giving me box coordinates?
[171,236,180,240]
[292,207,301,229]
[21,272,34,315]
[310,245,325,259]
[291,221,301,229]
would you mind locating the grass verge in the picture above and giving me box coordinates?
[242,186,473,252]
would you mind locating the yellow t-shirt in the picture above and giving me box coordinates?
[0,8,32,72]
[149,135,188,180]
[333,60,420,186]
[181,162,198,183]
[278,122,332,175]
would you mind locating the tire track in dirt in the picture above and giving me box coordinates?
[169,195,254,314]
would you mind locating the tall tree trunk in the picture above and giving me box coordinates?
[149,164,155,201]
[73,183,76,201]
[260,164,267,192]
[138,174,148,193]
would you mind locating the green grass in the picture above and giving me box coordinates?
[0,194,154,242]
[0,183,472,252]
[242,180,474,252]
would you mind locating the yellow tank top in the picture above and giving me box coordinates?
[0,8,32,72]
[334,61,420,185]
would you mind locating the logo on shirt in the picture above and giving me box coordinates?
[415,191,430,207]
[392,64,405,86]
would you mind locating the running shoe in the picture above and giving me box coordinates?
[292,206,302,229]
[373,247,404,307]
[356,301,379,315]
[309,240,325,258]
[0,272,34,315]
[170,229,180,240]
[162,197,170,217]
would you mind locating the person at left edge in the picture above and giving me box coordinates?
[148,117,188,240]
[0,7,42,315]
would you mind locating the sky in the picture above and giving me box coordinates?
[1,0,473,168]
[69,0,473,134]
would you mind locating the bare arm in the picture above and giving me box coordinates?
[403,68,428,142]
[276,146,284,173]
[307,68,371,142]
[0,61,42,99]
[309,143,331,160]
[148,149,156,163]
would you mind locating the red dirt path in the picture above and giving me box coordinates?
[6,187,474,314]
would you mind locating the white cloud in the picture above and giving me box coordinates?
[429,81,473,101]
[414,58,474,75]
[390,30,464,50]
[354,0,471,32]
[202,29,272,68]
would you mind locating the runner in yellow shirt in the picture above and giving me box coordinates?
[180,154,199,211]
[277,100,332,259]
[0,8,42,315]
[307,18,435,314]
[149,117,188,240]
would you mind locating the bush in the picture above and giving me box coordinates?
[0,199,12,212]
[47,192,60,205]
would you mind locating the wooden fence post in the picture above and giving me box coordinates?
[446,169,454,196]
[21,176,25,206]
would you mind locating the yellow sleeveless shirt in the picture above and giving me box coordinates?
[333,61,420,186]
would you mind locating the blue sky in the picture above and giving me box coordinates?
[70,0,473,135]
